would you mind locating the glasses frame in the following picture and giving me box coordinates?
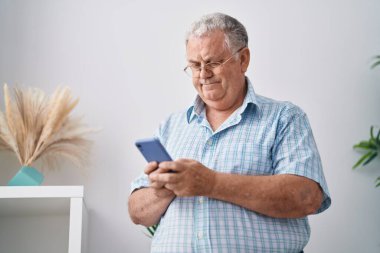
[183,47,245,78]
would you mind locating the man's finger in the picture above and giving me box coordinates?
[150,181,165,189]
[164,183,175,191]
[144,161,158,174]
[155,167,174,174]
[150,172,177,184]
[158,161,181,172]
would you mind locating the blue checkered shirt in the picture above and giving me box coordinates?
[131,78,331,253]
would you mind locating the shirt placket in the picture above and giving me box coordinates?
[193,124,214,253]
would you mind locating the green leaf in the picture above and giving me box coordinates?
[371,61,380,69]
[146,224,158,237]
[376,128,380,143]
[371,55,380,69]
[368,138,378,147]
[353,141,377,151]
[362,152,378,166]
[376,177,380,188]
[370,126,375,139]
[353,151,373,169]
[146,227,154,236]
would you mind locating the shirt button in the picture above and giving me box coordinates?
[199,197,204,204]
[206,140,212,146]
[197,231,203,239]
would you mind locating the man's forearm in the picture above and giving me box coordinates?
[208,173,323,218]
[150,160,323,218]
[128,187,175,227]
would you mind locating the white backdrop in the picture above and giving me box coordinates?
[0,0,380,252]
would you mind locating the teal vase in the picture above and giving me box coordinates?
[8,166,44,186]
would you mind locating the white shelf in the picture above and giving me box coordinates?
[0,198,70,216]
[0,186,84,198]
[0,186,87,253]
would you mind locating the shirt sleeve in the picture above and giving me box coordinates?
[129,118,171,194]
[129,173,150,194]
[271,106,331,214]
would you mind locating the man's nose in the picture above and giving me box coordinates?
[199,66,213,79]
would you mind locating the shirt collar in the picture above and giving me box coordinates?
[186,77,260,123]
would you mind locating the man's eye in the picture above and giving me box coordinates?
[190,64,201,69]
[207,62,222,68]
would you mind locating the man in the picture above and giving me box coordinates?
[129,13,331,253]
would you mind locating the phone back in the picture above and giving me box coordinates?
[135,138,172,163]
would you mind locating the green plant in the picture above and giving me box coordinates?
[353,126,380,187]
[146,224,158,237]
[370,55,380,69]
[353,55,380,187]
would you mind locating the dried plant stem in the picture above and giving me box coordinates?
[0,84,93,171]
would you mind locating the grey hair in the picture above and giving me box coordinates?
[185,13,248,52]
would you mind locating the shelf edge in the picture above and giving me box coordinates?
[0,186,84,198]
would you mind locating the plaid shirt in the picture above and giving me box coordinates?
[131,78,331,253]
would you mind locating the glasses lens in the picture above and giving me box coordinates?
[184,67,194,78]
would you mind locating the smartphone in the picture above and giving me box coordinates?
[135,137,172,163]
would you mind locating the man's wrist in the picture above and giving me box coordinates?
[206,170,219,198]
[153,187,175,198]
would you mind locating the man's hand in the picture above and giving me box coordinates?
[129,161,176,226]
[148,159,217,197]
[144,161,175,198]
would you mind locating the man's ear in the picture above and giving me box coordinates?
[239,47,250,73]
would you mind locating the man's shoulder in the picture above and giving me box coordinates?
[156,108,190,141]
[166,108,189,121]
[255,94,306,119]
[159,108,189,127]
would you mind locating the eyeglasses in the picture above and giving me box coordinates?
[183,47,245,78]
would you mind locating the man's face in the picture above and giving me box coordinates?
[186,30,249,111]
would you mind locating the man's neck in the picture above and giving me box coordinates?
[205,96,246,131]
[202,78,248,131]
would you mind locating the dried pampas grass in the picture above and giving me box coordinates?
[0,84,94,170]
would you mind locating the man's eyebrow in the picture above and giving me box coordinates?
[187,59,200,64]
[187,53,224,64]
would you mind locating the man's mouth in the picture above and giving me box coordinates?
[201,83,219,91]
[200,79,219,86]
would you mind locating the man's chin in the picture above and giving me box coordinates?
[202,92,223,103]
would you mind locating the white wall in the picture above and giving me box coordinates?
[0,0,379,252]
[0,215,69,253]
